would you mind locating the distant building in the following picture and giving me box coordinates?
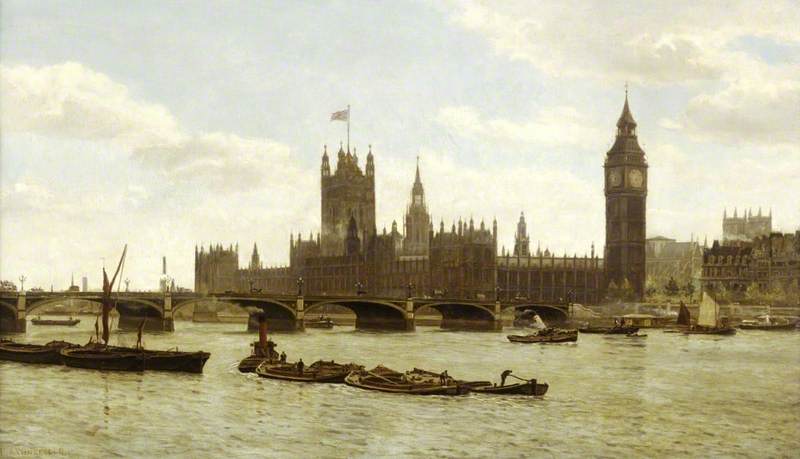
[645,236,704,288]
[701,231,800,300]
[722,207,771,243]
[194,97,652,304]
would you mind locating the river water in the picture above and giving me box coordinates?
[1,318,799,458]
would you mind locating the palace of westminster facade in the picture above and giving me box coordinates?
[195,95,651,303]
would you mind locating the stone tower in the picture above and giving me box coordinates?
[320,143,376,256]
[513,212,530,257]
[604,92,648,299]
[402,159,431,257]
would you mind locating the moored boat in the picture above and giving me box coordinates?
[304,316,335,329]
[578,326,639,334]
[470,380,548,396]
[739,315,797,331]
[507,328,578,343]
[61,346,145,371]
[256,360,361,383]
[344,365,466,395]
[31,317,81,326]
[0,340,78,364]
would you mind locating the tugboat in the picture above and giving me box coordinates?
[683,291,736,335]
[507,328,578,343]
[508,313,579,343]
[238,314,279,373]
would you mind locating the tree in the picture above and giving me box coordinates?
[684,281,695,300]
[664,277,680,297]
[620,278,636,302]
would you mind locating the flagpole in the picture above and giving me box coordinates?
[347,104,351,153]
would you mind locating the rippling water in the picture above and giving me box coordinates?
[2,318,799,458]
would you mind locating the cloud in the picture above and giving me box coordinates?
[435,105,604,150]
[446,0,800,84]
[684,65,800,146]
[1,62,298,190]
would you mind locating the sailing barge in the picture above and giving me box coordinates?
[61,246,211,373]
[507,328,578,343]
[683,292,736,335]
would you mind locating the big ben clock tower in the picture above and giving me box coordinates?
[604,91,648,299]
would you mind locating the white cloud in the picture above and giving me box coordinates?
[435,105,604,150]
[684,64,800,146]
[446,0,800,84]
[1,62,299,190]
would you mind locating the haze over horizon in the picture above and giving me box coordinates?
[1,1,798,291]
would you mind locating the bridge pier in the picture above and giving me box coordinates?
[493,301,504,331]
[405,299,416,331]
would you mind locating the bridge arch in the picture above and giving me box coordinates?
[416,301,497,330]
[306,299,409,331]
[217,297,298,332]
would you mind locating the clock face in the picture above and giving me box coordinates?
[609,170,622,187]
[629,169,644,188]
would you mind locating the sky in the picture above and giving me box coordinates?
[1,0,799,291]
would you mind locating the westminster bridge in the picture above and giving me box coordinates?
[0,291,570,333]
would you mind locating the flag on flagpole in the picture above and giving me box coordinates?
[331,108,349,122]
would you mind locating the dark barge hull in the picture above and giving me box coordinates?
[31,319,81,326]
[344,373,463,395]
[470,381,549,396]
[579,326,640,334]
[0,341,77,364]
[507,333,577,343]
[143,351,210,373]
[682,327,737,335]
[60,348,145,371]
[739,323,796,330]
[255,362,358,383]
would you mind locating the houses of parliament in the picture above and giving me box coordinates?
[195,94,649,304]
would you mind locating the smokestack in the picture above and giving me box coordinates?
[162,256,167,275]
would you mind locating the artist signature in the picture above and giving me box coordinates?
[0,446,69,457]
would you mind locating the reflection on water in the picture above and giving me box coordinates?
[1,318,799,458]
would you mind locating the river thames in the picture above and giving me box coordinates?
[1,320,798,458]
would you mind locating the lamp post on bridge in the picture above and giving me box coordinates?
[495,285,501,302]
[296,277,304,297]
[19,275,26,292]
[406,282,415,299]
[355,281,366,296]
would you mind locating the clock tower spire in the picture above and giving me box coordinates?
[604,90,648,300]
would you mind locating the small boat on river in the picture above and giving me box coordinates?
[31,317,81,326]
[0,340,78,364]
[470,380,548,396]
[304,316,335,329]
[579,325,639,334]
[507,328,578,343]
[738,315,797,331]
[256,360,361,383]
[683,291,736,336]
[344,365,468,395]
